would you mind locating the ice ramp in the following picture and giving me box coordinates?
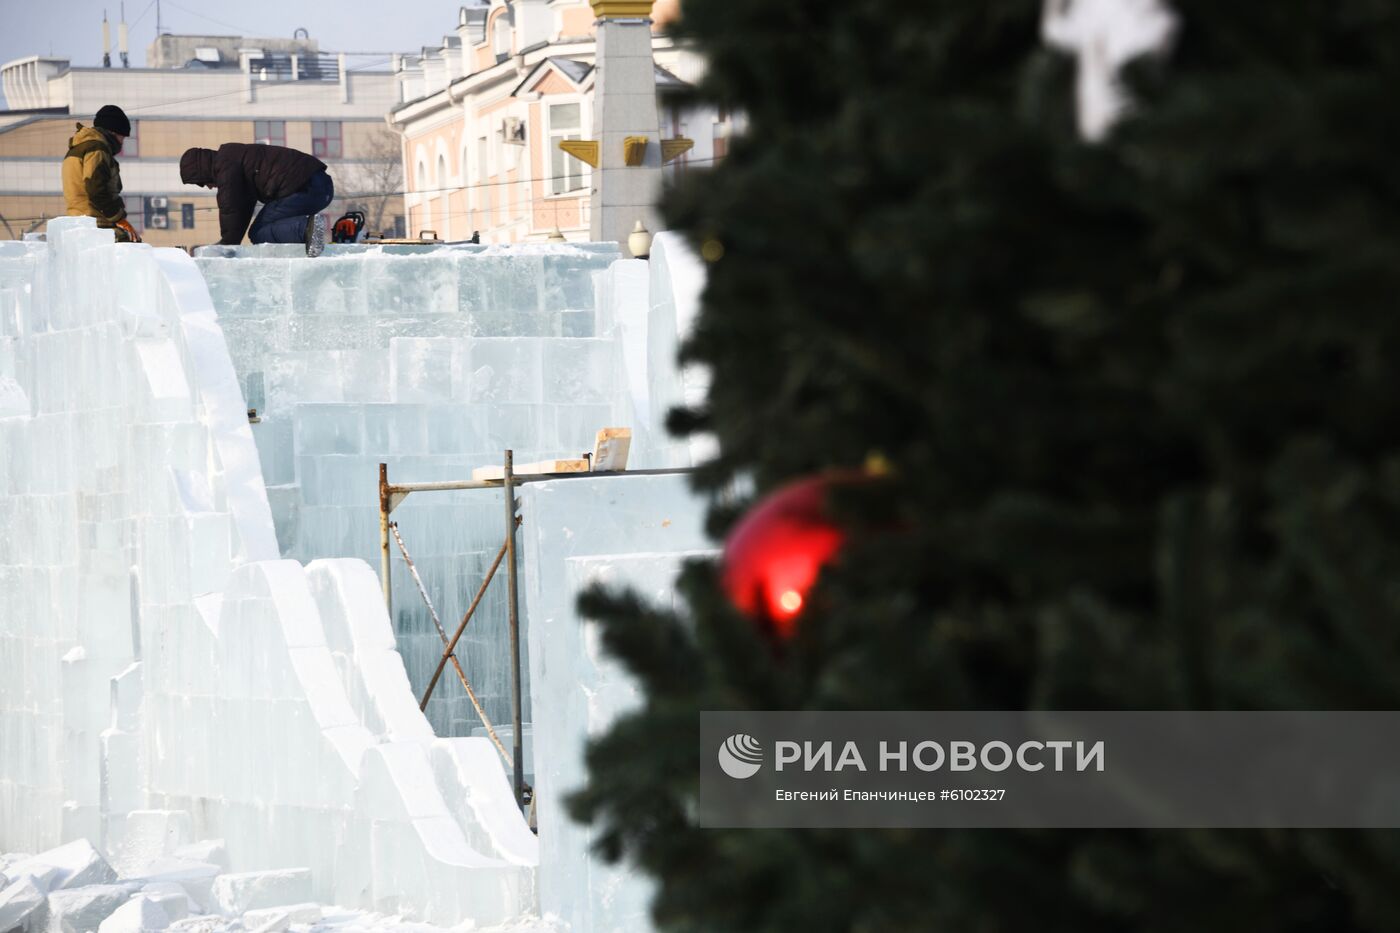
[0,218,536,924]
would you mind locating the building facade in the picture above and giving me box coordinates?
[388,0,730,245]
[0,33,404,246]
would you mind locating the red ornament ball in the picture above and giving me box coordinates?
[720,473,852,636]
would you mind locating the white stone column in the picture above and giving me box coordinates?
[589,1,664,249]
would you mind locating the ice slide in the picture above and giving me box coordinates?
[0,219,535,924]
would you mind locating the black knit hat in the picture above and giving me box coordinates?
[179,148,216,186]
[93,105,131,137]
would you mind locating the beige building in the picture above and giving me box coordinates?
[388,0,731,245]
[0,32,405,245]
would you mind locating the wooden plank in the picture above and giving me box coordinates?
[471,458,591,482]
[592,427,632,472]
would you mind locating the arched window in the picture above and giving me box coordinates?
[493,16,511,59]
[437,154,447,190]
[416,159,427,191]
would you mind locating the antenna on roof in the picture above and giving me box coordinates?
[119,2,130,67]
[156,0,163,37]
[103,11,112,68]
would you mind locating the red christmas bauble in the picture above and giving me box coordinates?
[721,473,852,636]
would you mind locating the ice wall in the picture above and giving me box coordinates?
[643,233,715,468]
[519,475,715,932]
[196,244,628,738]
[192,238,714,740]
[0,220,538,925]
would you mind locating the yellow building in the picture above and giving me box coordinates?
[0,33,405,246]
[388,0,731,245]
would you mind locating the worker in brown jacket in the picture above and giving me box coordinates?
[61,105,140,242]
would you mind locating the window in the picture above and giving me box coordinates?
[253,120,285,146]
[713,105,731,160]
[181,203,195,229]
[667,105,690,174]
[493,17,511,60]
[548,102,583,195]
[119,120,139,158]
[416,159,427,191]
[437,154,447,190]
[311,121,342,159]
[475,135,488,214]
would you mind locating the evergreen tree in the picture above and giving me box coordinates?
[571,1,1400,929]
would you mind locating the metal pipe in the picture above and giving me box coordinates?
[420,537,511,712]
[379,463,392,613]
[503,450,526,809]
[387,479,504,494]
[381,467,695,498]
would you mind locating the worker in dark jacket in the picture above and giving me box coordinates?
[178,143,332,256]
[62,105,141,242]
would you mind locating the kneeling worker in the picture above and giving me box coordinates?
[179,142,332,256]
[63,104,140,242]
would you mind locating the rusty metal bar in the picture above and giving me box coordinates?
[390,521,510,766]
[381,467,694,500]
[503,449,525,809]
[379,463,392,612]
[420,536,511,713]
[370,458,695,807]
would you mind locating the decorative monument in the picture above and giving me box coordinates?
[559,0,693,250]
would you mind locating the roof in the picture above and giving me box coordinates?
[510,57,691,98]
[510,56,591,97]
[653,64,689,91]
[551,57,593,84]
[0,106,70,117]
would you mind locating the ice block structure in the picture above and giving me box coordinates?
[1,219,715,930]
[641,233,716,467]
[0,220,539,925]
[194,239,709,740]
[518,475,715,931]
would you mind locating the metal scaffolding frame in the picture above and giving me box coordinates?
[377,452,693,809]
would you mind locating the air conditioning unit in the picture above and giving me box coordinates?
[148,215,169,229]
[502,116,526,145]
[150,196,169,209]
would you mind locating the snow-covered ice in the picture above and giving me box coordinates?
[0,875,47,931]
[45,883,133,932]
[211,870,313,917]
[98,894,172,933]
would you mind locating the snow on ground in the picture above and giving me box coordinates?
[0,846,565,933]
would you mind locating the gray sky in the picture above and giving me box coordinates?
[0,0,463,107]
